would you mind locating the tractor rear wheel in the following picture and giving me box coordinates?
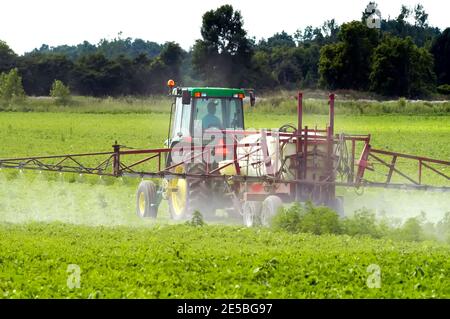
[168,163,212,220]
[260,195,283,227]
[136,180,158,219]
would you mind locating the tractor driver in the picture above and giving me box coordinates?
[202,100,222,131]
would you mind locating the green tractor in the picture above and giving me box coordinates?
[136,83,256,222]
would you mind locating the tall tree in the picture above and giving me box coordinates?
[159,42,185,80]
[18,53,74,96]
[0,68,25,105]
[266,31,296,48]
[0,40,17,73]
[192,5,254,87]
[431,28,450,85]
[319,21,379,90]
[370,36,435,97]
[72,53,122,96]
[414,4,428,28]
[147,42,185,93]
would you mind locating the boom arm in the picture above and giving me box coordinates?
[0,138,449,192]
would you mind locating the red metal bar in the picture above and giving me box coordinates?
[386,156,397,183]
[329,93,335,136]
[120,154,160,172]
[326,125,335,203]
[0,151,114,161]
[233,137,241,175]
[419,160,422,185]
[343,136,372,142]
[350,139,356,182]
[208,147,262,175]
[113,143,121,176]
[295,91,304,202]
[303,126,308,179]
[369,153,419,185]
[355,142,371,186]
[371,148,450,166]
[422,162,450,180]
[158,153,161,171]
[260,130,273,176]
[119,148,171,155]
[297,92,303,155]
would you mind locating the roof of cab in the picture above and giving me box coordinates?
[186,87,245,97]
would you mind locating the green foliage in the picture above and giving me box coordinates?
[272,203,303,233]
[380,4,439,47]
[299,203,341,235]
[0,68,25,106]
[18,53,74,96]
[319,21,379,90]
[0,109,449,298]
[0,223,448,298]
[436,212,450,243]
[50,80,71,105]
[431,28,450,85]
[273,202,450,244]
[341,209,383,238]
[33,37,162,61]
[273,202,341,235]
[437,84,450,95]
[186,210,205,227]
[0,40,17,73]
[396,217,424,242]
[370,36,436,97]
[192,4,254,87]
[0,2,447,97]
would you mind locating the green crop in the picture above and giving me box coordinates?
[0,223,448,298]
[0,110,449,299]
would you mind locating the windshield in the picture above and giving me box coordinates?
[192,97,244,132]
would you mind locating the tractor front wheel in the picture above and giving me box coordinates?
[136,180,158,219]
[167,163,212,220]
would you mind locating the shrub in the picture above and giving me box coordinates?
[299,202,341,235]
[272,202,303,233]
[186,210,205,227]
[0,68,25,106]
[50,80,71,105]
[437,84,450,95]
[396,217,424,242]
[341,208,382,238]
[436,212,450,243]
[272,202,341,235]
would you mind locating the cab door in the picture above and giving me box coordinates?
[171,97,192,143]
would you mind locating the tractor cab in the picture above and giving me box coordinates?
[167,85,254,147]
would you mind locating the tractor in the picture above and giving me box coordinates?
[1,81,449,227]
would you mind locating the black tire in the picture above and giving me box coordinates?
[242,201,262,227]
[167,163,212,220]
[136,180,158,219]
[186,163,213,217]
[261,195,283,227]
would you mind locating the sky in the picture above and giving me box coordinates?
[1,0,449,55]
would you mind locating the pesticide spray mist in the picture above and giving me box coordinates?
[0,169,449,232]
[342,188,450,223]
[0,169,170,227]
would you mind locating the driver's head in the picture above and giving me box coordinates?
[207,101,217,115]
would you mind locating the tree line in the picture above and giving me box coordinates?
[1,2,450,98]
